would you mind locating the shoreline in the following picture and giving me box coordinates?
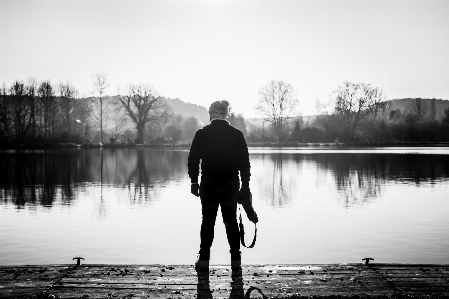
[1,141,449,150]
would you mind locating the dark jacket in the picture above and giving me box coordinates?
[188,119,251,185]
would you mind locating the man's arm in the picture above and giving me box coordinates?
[237,131,251,187]
[187,130,202,184]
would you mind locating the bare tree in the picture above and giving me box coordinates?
[333,81,387,141]
[9,81,33,142]
[108,96,128,142]
[26,77,38,139]
[38,81,56,139]
[405,98,429,122]
[118,84,172,144]
[57,81,78,138]
[0,84,9,139]
[91,72,110,144]
[256,80,299,139]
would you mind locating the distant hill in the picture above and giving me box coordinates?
[390,98,449,120]
[162,98,210,126]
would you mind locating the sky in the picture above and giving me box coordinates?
[1,0,449,118]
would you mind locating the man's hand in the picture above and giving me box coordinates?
[191,183,200,197]
[240,185,251,199]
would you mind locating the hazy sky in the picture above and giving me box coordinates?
[1,0,448,117]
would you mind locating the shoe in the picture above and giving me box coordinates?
[195,256,209,270]
[231,259,241,270]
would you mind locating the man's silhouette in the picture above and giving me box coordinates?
[188,100,251,270]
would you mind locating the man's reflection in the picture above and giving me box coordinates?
[195,268,244,299]
[196,268,212,299]
[230,268,244,298]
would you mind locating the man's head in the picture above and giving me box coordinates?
[209,100,229,120]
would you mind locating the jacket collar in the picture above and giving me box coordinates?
[210,118,230,124]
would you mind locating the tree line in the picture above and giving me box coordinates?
[0,78,90,144]
[1,75,448,146]
[252,80,449,143]
[0,74,248,146]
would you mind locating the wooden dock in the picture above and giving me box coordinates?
[1,263,448,298]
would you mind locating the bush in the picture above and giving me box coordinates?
[301,127,325,143]
[59,131,70,143]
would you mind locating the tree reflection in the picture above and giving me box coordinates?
[254,153,296,207]
[2,150,448,210]
[127,149,152,203]
[252,152,449,208]
[311,153,449,207]
[312,154,386,207]
[0,151,80,208]
[124,149,188,203]
[0,149,189,209]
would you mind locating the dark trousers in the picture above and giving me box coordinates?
[199,181,241,261]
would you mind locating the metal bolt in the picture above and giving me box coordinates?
[73,257,85,267]
[362,258,374,265]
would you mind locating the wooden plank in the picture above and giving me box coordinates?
[1,263,448,298]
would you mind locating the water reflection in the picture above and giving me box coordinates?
[255,153,294,207]
[0,149,189,208]
[2,148,449,266]
[0,151,81,208]
[312,154,449,207]
[1,150,449,210]
[253,153,449,208]
[313,154,387,207]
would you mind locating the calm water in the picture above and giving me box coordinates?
[1,147,448,266]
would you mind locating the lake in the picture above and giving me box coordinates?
[1,147,448,266]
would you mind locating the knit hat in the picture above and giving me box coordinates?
[208,100,229,119]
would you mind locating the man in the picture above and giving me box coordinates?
[188,100,251,270]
